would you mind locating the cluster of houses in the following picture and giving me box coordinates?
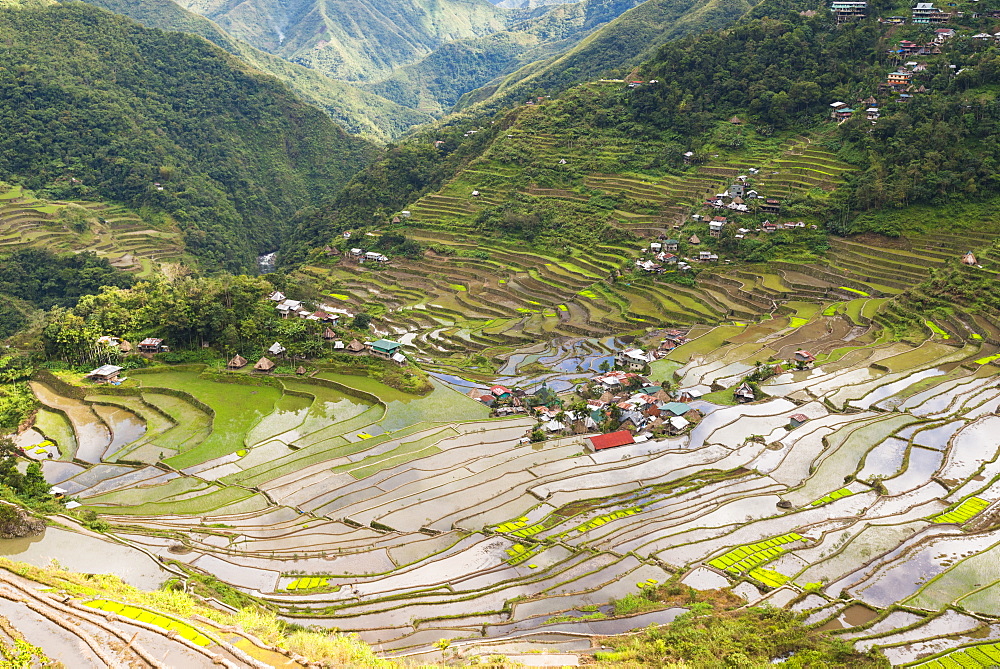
[268,291,343,323]
[868,2,954,24]
[85,338,169,383]
[227,337,407,375]
[702,177,780,217]
[347,248,389,264]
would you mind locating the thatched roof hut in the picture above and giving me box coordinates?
[295,366,306,375]
[227,354,248,369]
[119,340,133,353]
[253,357,276,373]
[322,327,336,340]
[688,234,701,244]
[347,339,365,353]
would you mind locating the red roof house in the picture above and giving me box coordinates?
[587,430,636,451]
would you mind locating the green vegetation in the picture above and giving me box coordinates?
[0,248,133,310]
[595,606,888,667]
[708,533,802,575]
[931,497,991,524]
[810,487,854,507]
[0,2,373,270]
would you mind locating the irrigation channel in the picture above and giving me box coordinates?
[7,309,1000,667]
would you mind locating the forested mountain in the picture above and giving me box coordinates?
[364,0,648,115]
[83,0,432,141]
[175,0,510,82]
[456,0,763,113]
[0,1,375,271]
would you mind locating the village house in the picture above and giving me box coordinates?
[793,350,817,368]
[911,2,948,22]
[834,106,855,121]
[829,101,848,119]
[831,0,867,23]
[227,354,248,370]
[87,364,123,384]
[762,221,778,233]
[709,220,725,238]
[688,234,701,245]
[268,342,286,356]
[683,151,695,164]
[253,357,276,373]
[322,327,337,340]
[616,347,649,371]
[667,415,690,435]
[698,251,719,262]
[138,338,166,354]
[663,239,679,252]
[867,107,880,122]
[789,413,809,429]
[934,27,955,42]
[656,252,678,264]
[367,338,403,359]
[761,199,781,215]
[364,251,389,263]
[347,339,366,353]
[594,370,631,389]
[961,251,978,266]
[268,291,285,302]
[887,70,913,90]
[734,382,756,403]
[586,430,635,452]
[333,340,346,350]
[649,242,662,252]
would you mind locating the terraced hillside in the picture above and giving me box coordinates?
[10,303,1000,664]
[0,185,188,275]
[294,83,996,374]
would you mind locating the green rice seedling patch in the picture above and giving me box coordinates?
[666,325,745,362]
[911,642,1000,668]
[493,516,547,538]
[809,488,853,506]
[335,427,456,479]
[448,283,467,292]
[558,304,568,311]
[95,486,260,516]
[845,299,867,324]
[505,542,542,565]
[931,497,990,524]
[789,317,808,328]
[839,286,870,296]
[926,321,950,339]
[80,476,208,507]
[749,568,789,588]
[136,370,281,469]
[575,506,642,534]
[578,289,599,299]
[33,408,76,459]
[84,599,212,646]
[976,353,1000,365]
[972,334,983,340]
[285,577,339,591]
[822,303,841,316]
[707,533,803,575]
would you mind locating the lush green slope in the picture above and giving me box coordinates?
[456,0,761,113]
[83,0,432,141]
[364,0,647,116]
[176,0,510,82]
[0,2,375,270]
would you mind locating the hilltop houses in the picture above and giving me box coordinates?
[831,0,867,23]
[616,347,650,371]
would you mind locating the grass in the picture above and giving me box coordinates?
[839,286,870,296]
[925,320,950,339]
[134,370,282,470]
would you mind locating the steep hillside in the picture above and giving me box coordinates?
[0,2,375,271]
[83,0,432,140]
[364,0,647,116]
[176,0,510,82]
[456,0,761,113]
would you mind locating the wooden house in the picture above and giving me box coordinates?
[87,364,123,384]
[138,338,166,354]
[227,354,248,370]
[253,357,276,373]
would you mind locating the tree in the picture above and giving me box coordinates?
[353,313,372,330]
